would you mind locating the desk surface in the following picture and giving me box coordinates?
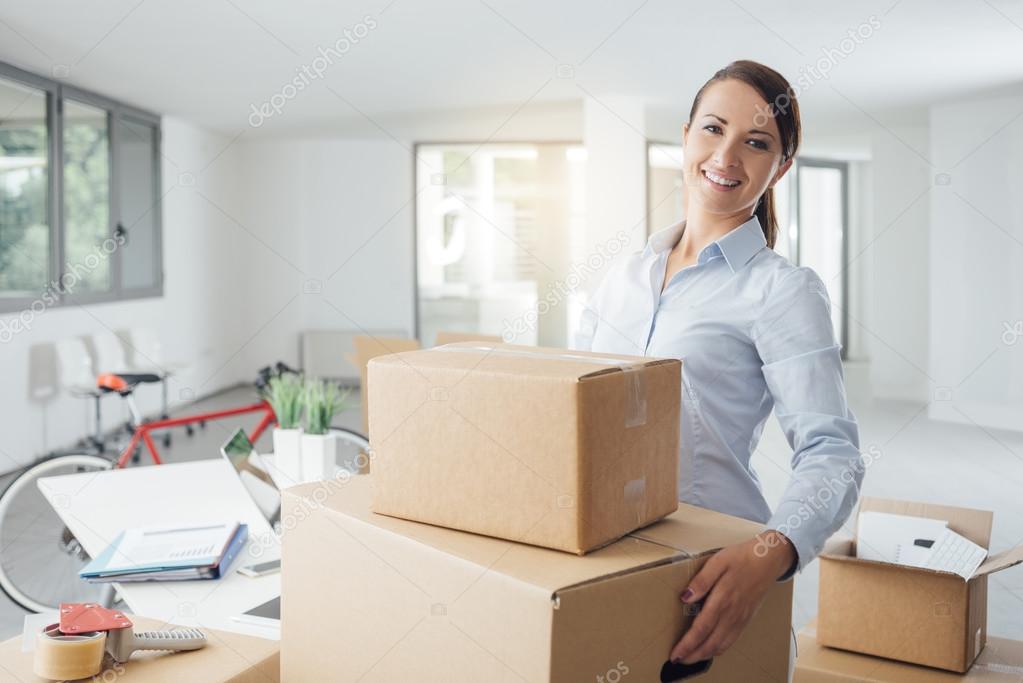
[0,615,279,682]
[37,459,281,640]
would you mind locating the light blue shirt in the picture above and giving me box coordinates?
[575,214,862,571]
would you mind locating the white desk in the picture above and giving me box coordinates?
[37,459,281,640]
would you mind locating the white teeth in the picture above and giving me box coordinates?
[704,170,739,187]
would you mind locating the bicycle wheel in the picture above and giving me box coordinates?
[0,454,112,613]
[328,426,372,474]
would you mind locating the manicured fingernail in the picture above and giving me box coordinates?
[681,588,694,602]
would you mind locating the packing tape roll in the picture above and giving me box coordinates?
[434,344,650,427]
[34,624,106,681]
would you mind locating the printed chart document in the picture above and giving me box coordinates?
[857,511,987,579]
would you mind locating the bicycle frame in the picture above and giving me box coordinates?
[115,400,277,468]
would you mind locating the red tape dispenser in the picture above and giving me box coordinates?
[33,603,206,681]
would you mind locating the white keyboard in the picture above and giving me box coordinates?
[919,528,987,579]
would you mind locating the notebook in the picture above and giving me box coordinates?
[80,522,248,582]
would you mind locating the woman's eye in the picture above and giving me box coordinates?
[748,139,769,150]
[703,124,720,134]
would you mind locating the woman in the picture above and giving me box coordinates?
[576,60,862,668]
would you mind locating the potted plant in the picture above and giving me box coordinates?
[265,372,305,486]
[300,379,347,482]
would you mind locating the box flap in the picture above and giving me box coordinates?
[287,476,684,594]
[858,496,993,548]
[974,543,1023,577]
[352,334,421,364]
[433,331,503,345]
[629,502,764,555]
[370,341,676,382]
[820,534,854,558]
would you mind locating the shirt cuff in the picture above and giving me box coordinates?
[766,503,818,575]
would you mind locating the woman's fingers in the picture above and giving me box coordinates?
[670,600,717,663]
[680,554,727,604]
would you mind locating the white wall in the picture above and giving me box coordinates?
[929,85,1023,431]
[868,118,932,402]
[0,117,249,468]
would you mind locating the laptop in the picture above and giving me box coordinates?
[220,429,282,627]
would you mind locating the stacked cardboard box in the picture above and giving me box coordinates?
[366,341,683,553]
[795,620,1023,682]
[818,497,1023,672]
[280,476,793,681]
[278,342,797,680]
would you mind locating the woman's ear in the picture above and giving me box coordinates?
[682,122,689,144]
[770,157,794,188]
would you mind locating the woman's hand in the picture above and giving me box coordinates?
[669,530,797,665]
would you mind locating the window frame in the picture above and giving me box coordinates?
[0,60,162,313]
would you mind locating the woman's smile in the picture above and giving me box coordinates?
[702,168,744,191]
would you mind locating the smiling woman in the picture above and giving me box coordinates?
[577,60,861,678]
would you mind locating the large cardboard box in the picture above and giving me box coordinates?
[280,476,793,682]
[0,616,279,682]
[795,620,1023,682]
[818,497,1023,673]
[367,342,682,554]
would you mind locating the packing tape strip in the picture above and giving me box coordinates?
[433,344,648,427]
[34,624,106,680]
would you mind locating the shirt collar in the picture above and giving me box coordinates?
[643,214,767,273]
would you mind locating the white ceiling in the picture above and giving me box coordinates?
[0,0,1021,136]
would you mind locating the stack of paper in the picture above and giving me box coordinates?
[857,511,987,579]
[79,522,248,583]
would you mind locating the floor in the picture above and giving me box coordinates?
[1,381,1021,643]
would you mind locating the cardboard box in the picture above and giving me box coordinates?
[795,620,1023,682]
[348,334,421,438]
[0,616,279,682]
[818,497,1023,673]
[280,476,793,682]
[346,333,501,436]
[367,341,682,554]
[434,331,504,345]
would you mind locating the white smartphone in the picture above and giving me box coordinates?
[237,559,281,578]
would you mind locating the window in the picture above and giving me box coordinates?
[62,98,112,293]
[0,74,50,298]
[415,143,586,348]
[0,61,162,311]
[645,144,847,354]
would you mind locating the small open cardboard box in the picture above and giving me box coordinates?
[795,619,1023,682]
[818,497,1023,673]
[280,475,792,682]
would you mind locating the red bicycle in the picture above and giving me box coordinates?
[0,363,369,613]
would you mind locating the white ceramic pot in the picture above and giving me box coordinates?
[273,427,304,486]
[300,432,337,483]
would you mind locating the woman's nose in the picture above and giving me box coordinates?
[713,140,742,168]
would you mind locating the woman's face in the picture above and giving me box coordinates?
[682,78,792,217]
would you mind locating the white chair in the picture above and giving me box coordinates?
[92,331,131,372]
[54,337,104,449]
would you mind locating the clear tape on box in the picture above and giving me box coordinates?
[432,344,649,428]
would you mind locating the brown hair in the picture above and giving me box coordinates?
[687,60,801,249]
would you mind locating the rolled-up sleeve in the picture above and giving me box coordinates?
[753,266,863,572]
